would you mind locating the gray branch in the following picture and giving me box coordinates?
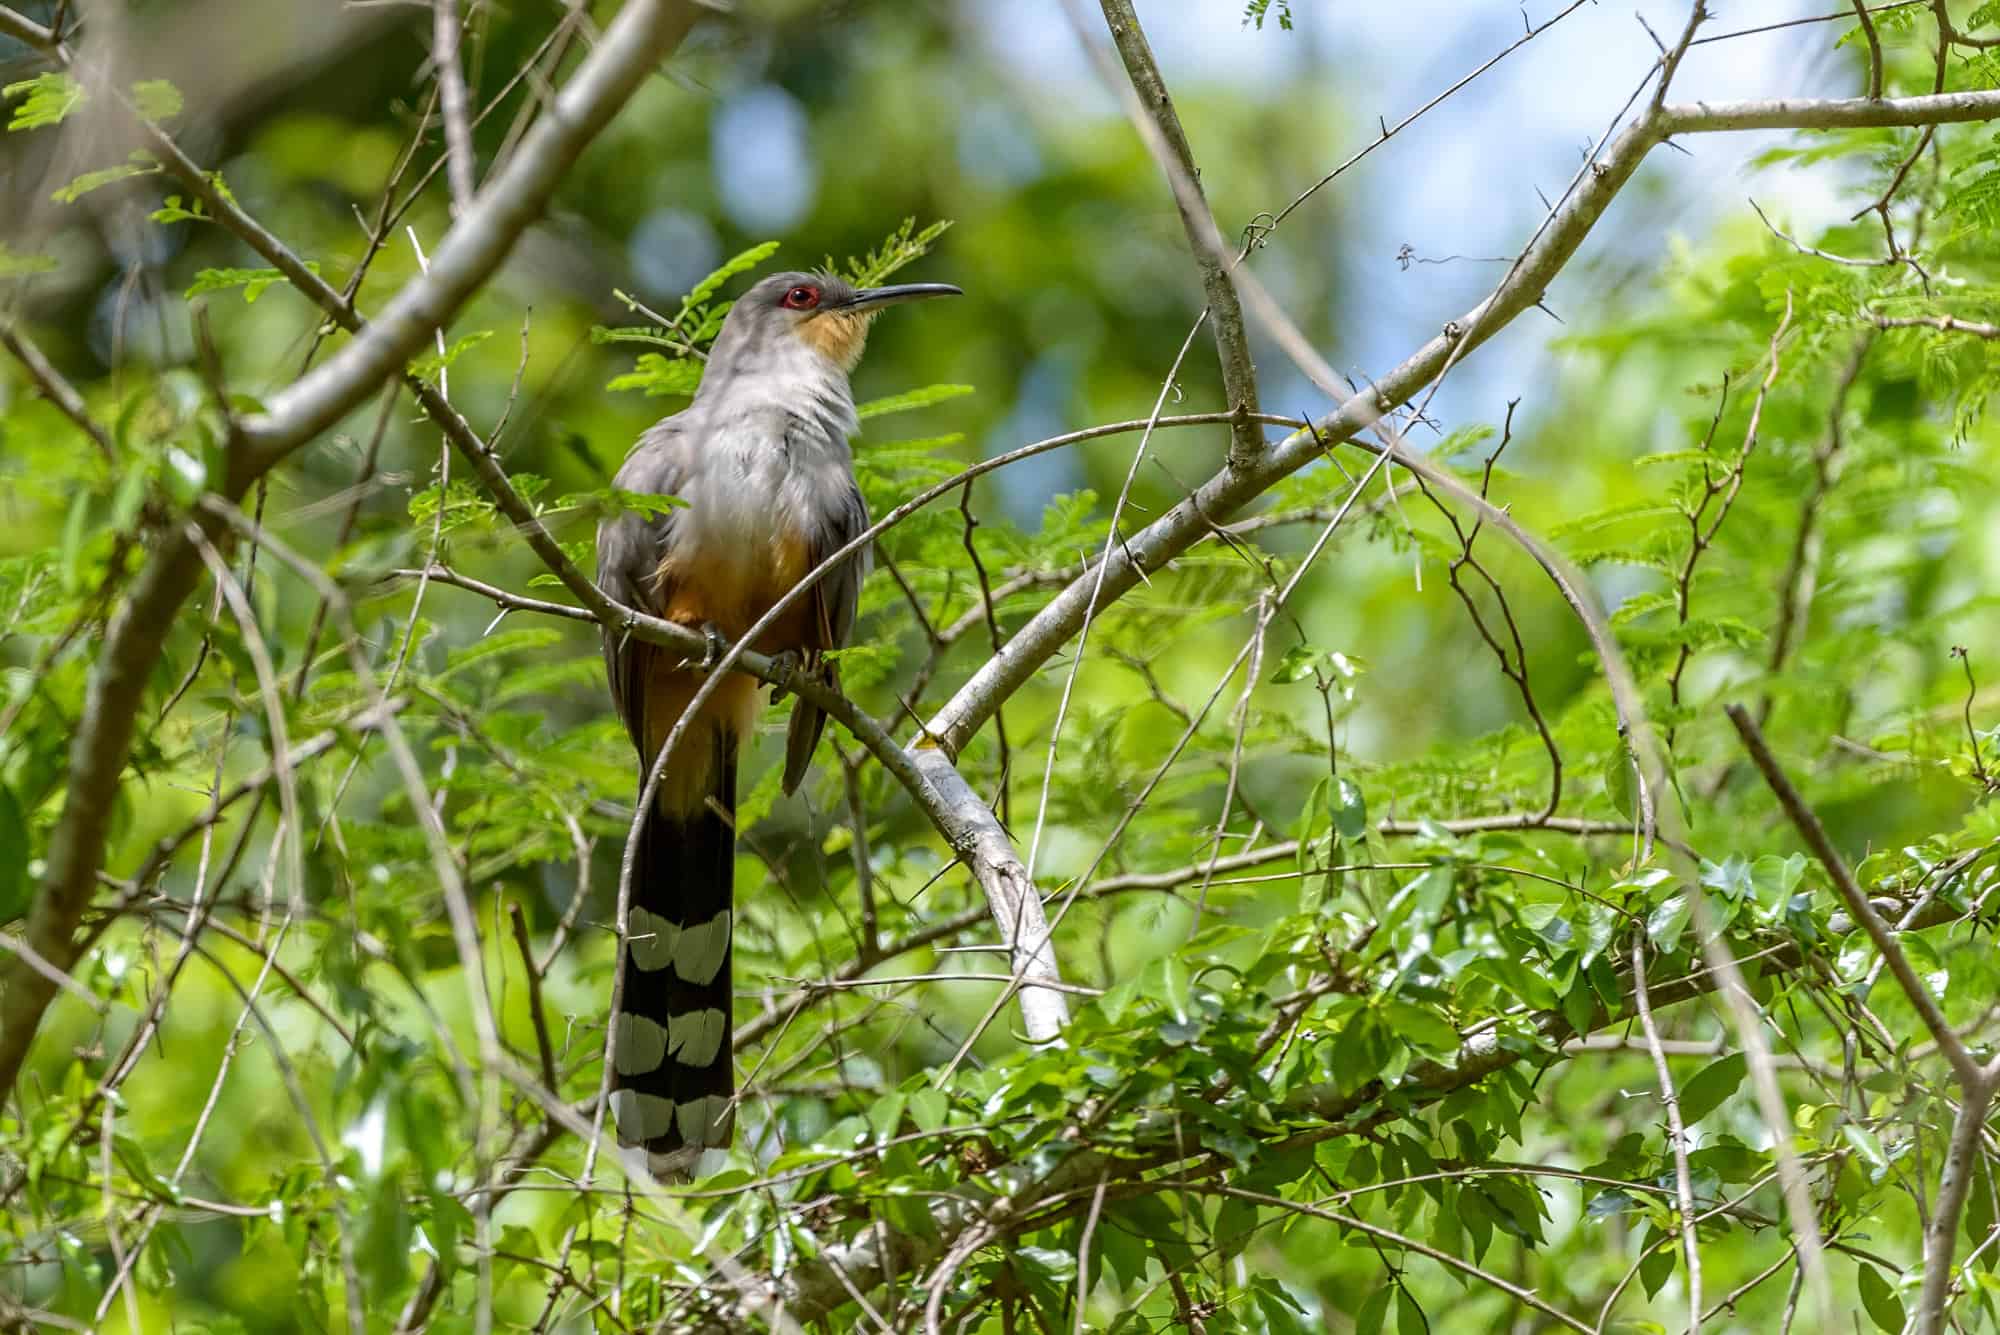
[1097,0,1262,466]
[909,750,1069,1042]
[432,0,477,215]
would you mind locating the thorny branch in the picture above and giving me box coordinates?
[7,2,2000,1330]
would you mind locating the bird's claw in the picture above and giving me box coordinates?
[766,649,802,698]
[698,623,729,671]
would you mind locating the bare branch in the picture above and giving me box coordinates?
[433,0,477,214]
[1096,0,1262,466]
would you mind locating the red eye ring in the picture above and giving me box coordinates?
[781,285,821,310]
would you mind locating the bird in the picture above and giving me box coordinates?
[594,268,961,1174]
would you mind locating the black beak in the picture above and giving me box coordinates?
[836,282,963,311]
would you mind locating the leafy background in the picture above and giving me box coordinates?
[3,1,2000,1332]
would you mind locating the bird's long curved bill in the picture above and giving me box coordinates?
[837,282,963,311]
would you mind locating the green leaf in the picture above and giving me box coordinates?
[1013,1246,1076,1285]
[1603,743,1636,815]
[856,382,974,420]
[1677,1054,1745,1125]
[0,242,58,279]
[689,240,781,308]
[840,217,952,287]
[1857,1263,1905,1332]
[132,79,183,120]
[410,329,492,380]
[606,352,703,398]
[186,264,318,303]
[1270,643,1321,684]
[1244,0,1295,31]
[1395,1288,1426,1335]
[1353,1286,1393,1335]
[1328,776,1368,843]
[50,151,157,204]
[1253,1281,1313,1335]
[1381,1000,1461,1056]
[551,487,685,523]
[1647,893,1691,953]
[1639,1230,1676,1298]
[5,73,84,132]
[150,194,209,225]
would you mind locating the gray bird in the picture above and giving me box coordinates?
[594,269,960,1174]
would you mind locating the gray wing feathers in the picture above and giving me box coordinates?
[781,482,870,795]
[815,483,870,650]
[597,423,693,749]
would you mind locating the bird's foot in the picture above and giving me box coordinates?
[765,649,802,698]
[697,622,730,671]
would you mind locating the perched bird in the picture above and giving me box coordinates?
[595,269,961,1174]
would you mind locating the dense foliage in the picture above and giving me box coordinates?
[4,1,2000,1332]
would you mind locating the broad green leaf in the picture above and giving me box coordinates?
[1329,776,1368,843]
[1858,1263,1904,1332]
[1677,1054,1746,1125]
[1647,893,1691,953]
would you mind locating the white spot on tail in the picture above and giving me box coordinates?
[628,907,678,972]
[614,1013,670,1074]
[675,1094,731,1147]
[611,1089,675,1142]
[668,1008,729,1067]
[674,911,731,985]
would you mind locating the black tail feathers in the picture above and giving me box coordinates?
[611,724,736,1174]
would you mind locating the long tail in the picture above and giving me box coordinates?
[611,720,736,1174]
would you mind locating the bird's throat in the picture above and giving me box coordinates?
[798,309,873,372]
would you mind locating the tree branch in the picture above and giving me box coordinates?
[1096,0,1262,467]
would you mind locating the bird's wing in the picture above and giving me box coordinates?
[596,420,695,753]
[782,481,871,793]
[809,481,870,654]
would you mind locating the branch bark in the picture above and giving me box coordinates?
[1096,0,1262,467]
[909,750,1069,1043]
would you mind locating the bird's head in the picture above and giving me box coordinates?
[712,270,962,376]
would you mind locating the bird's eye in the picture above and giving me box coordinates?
[781,285,821,310]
